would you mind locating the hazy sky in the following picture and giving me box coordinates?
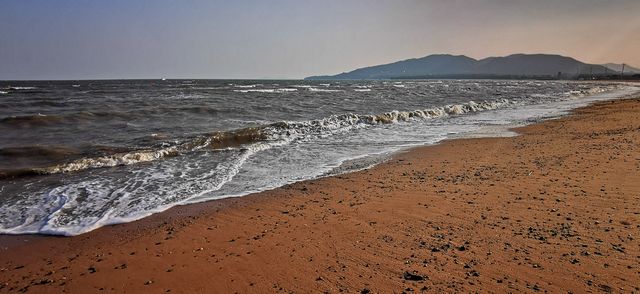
[1,0,639,80]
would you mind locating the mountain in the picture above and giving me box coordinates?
[308,54,477,80]
[305,53,613,80]
[602,63,640,74]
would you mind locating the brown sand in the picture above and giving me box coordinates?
[1,98,639,293]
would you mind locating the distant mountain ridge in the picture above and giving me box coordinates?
[305,54,631,80]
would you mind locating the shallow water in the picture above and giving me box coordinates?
[0,79,637,235]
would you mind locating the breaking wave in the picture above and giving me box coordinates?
[0,81,635,236]
[1,113,66,126]
[0,99,511,179]
[7,86,37,90]
[309,87,342,92]
[233,88,298,93]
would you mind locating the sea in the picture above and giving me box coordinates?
[1,79,638,236]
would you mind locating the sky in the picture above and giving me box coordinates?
[1,0,639,80]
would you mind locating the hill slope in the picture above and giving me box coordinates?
[603,63,640,74]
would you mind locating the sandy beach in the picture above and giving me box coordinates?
[1,98,639,293]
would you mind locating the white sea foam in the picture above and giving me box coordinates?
[309,87,342,92]
[8,86,37,90]
[41,147,181,174]
[234,84,260,88]
[1,82,637,236]
[0,97,521,235]
[234,88,297,93]
[4,98,516,178]
[559,86,616,100]
[0,138,291,236]
[259,99,515,146]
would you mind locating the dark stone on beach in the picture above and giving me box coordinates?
[599,284,613,293]
[468,270,480,277]
[532,284,540,291]
[570,258,580,264]
[360,288,371,294]
[34,279,53,285]
[612,244,625,253]
[115,263,127,269]
[457,245,467,251]
[88,266,97,273]
[145,280,154,285]
[403,271,426,281]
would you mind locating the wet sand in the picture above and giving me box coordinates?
[1,98,639,293]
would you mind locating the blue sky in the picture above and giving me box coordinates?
[1,0,639,79]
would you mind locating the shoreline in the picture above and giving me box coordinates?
[2,98,640,293]
[0,83,636,237]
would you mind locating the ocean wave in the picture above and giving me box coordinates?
[258,99,512,147]
[1,99,512,178]
[7,86,37,90]
[233,88,298,93]
[0,111,132,127]
[234,84,260,88]
[0,113,64,126]
[0,98,516,235]
[143,105,222,115]
[0,146,263,236]
[27,100,69,107]
[564,86,613,98]
[0,83,635,236]
[309,87,342,92]
[0,126,265,178]
[0,145,81,158]
[40,147,181,174]
[0,136,293,236]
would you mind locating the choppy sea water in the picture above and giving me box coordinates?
[0,80,638,236]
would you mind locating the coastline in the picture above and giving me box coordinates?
[1,98,640,293]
